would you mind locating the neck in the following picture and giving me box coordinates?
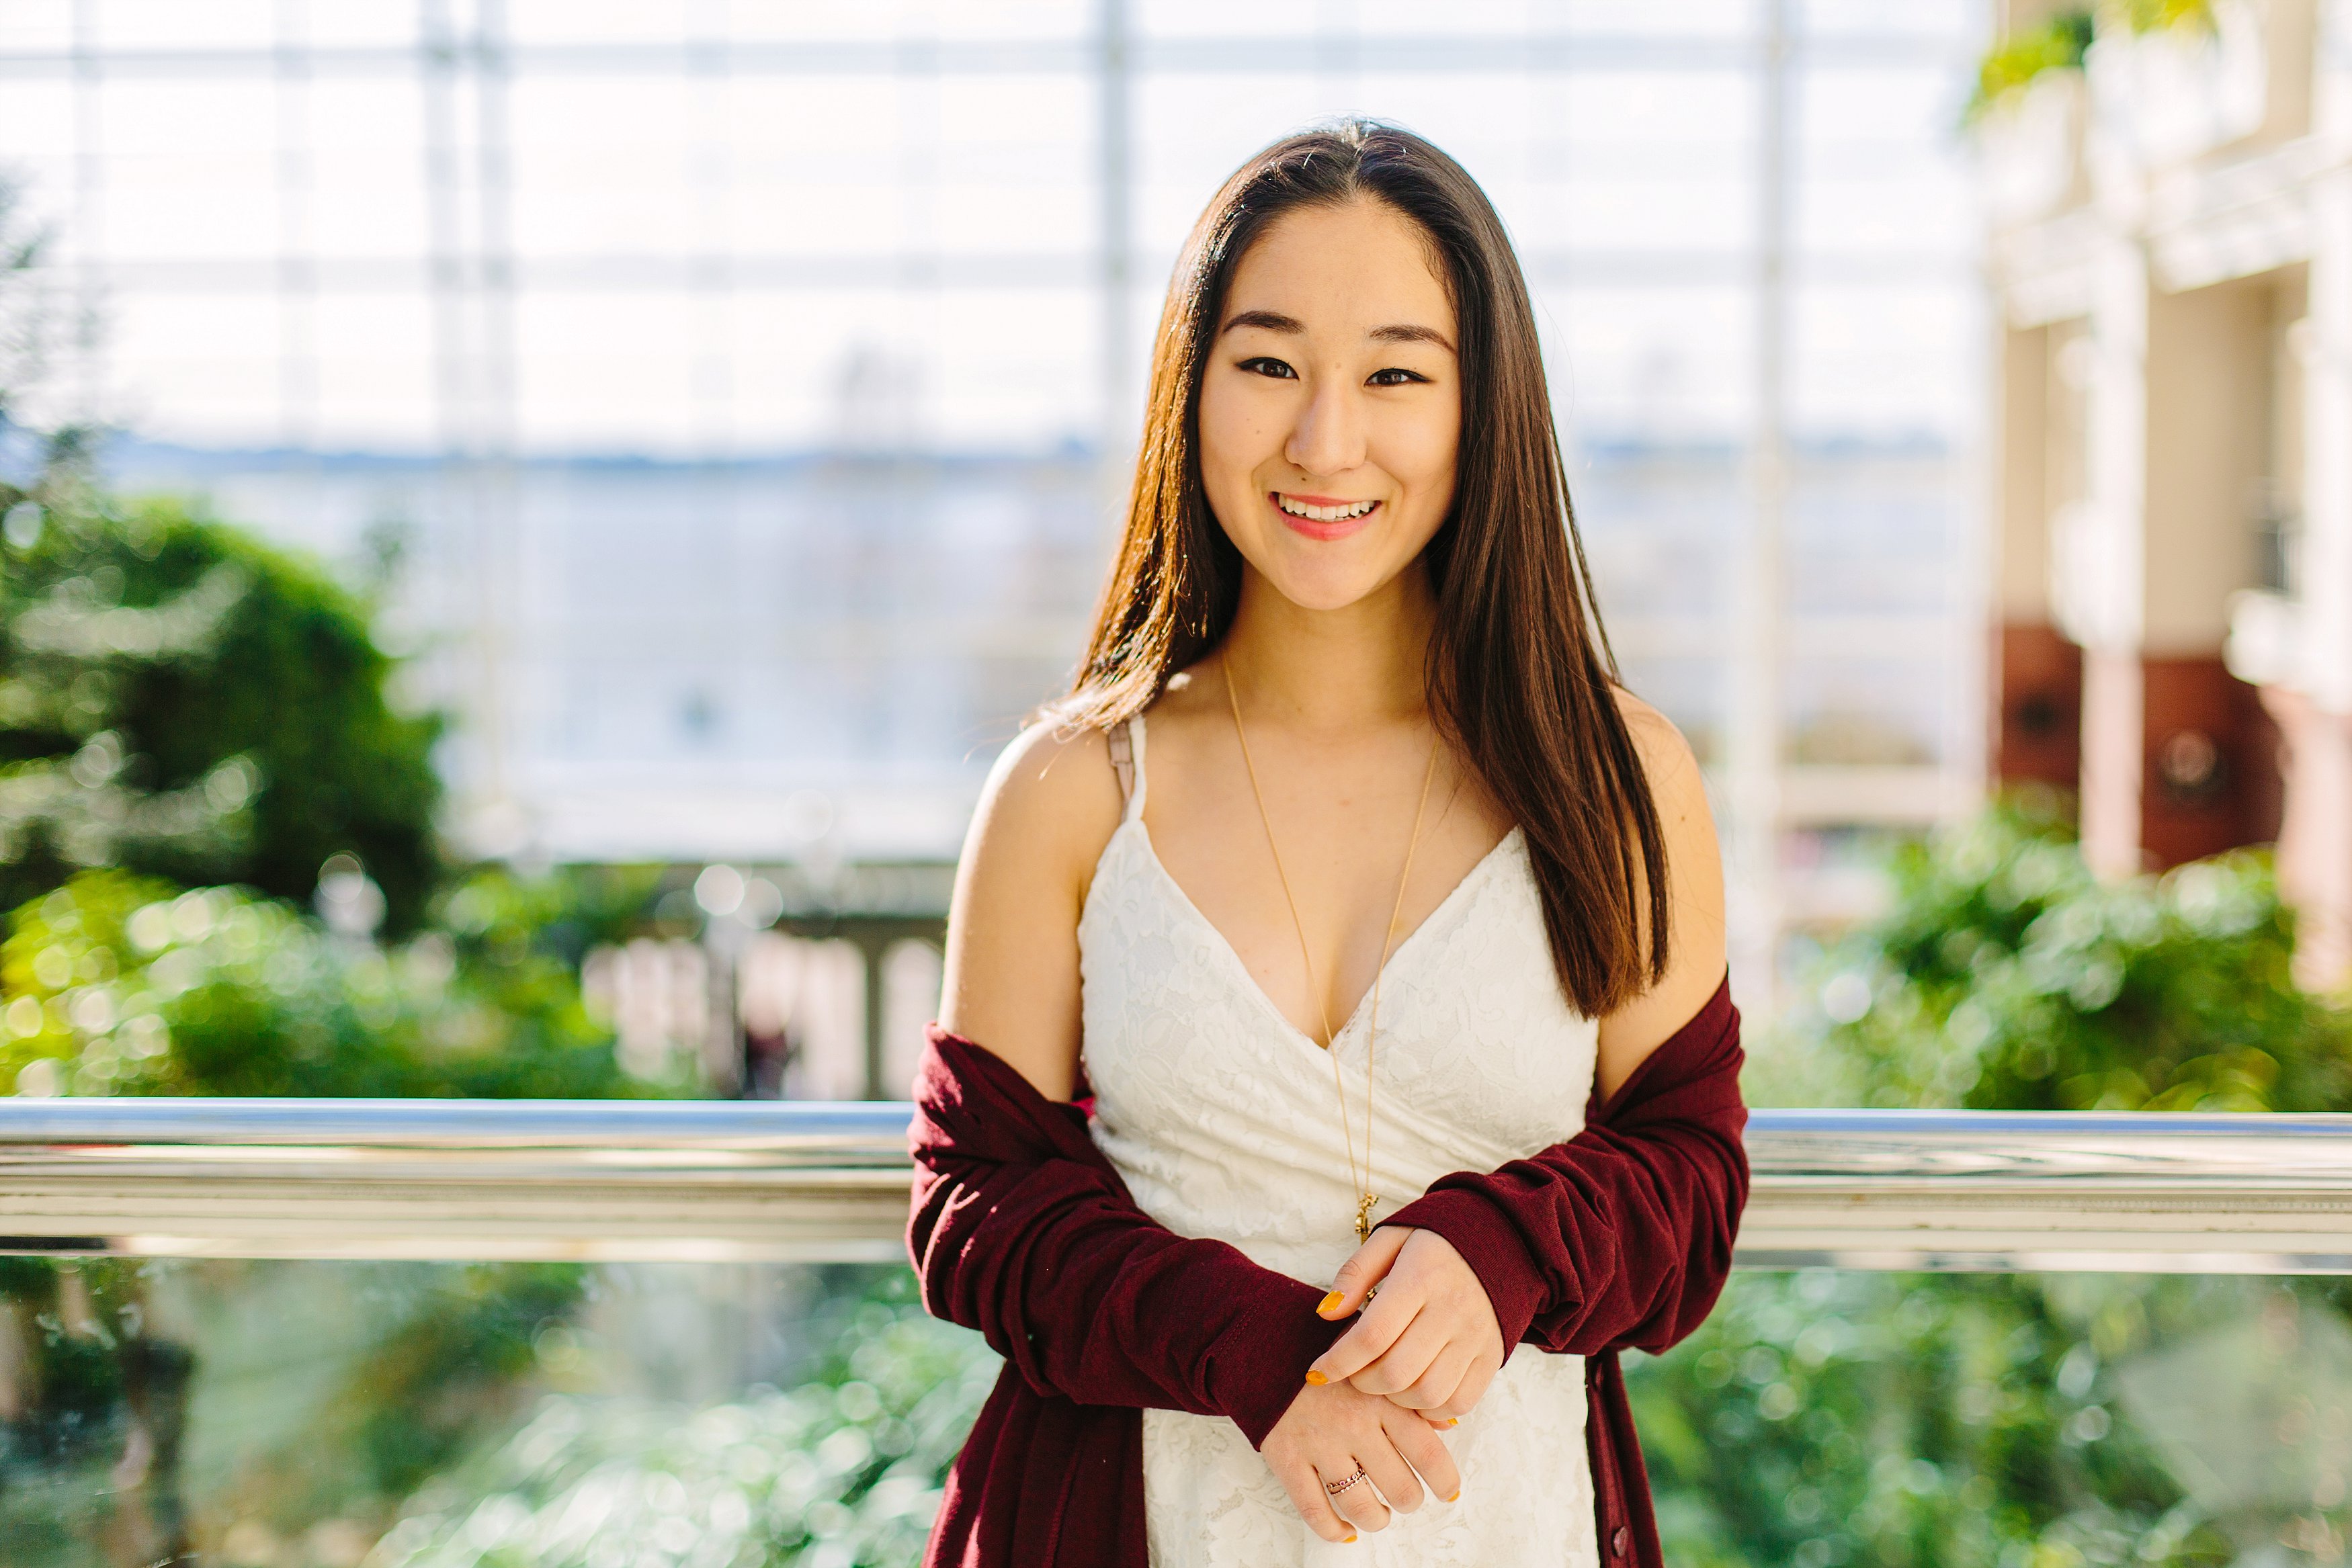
[1218,562,1436,731]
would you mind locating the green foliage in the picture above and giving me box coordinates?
[371,1270,999,1568]
[295,1264,595,1518]
[1965,2,2217,123]
[1965,9,2093,122]
[435,862,669,982]
[1636,805,2352,1568]
[0,452,442,930]
[2110,0,2215,34]
[1773,805,2352,1113]
[0,1257,601,1568]
[0,869,646,1099]
[1638,1271,2241,1568]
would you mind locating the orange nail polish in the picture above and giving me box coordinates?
[1444,1418,1460,1428]
[1317,1290,1345,1315]
[1343,1536,1357,1544]
[1304,1370,1328,1386]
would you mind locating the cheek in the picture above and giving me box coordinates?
[1380,400,1461,503]
[1196,378,1269,488]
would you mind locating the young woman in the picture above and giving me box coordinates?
[911,120,1747,1568]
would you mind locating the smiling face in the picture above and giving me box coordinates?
[1196,197,1462,615]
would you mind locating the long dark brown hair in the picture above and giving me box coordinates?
[1062,119,1669,1018]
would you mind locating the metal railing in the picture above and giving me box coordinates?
[1,1100,2348,1272]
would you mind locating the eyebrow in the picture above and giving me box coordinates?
[1370,322,1456,352]
[1220,310,1456,354]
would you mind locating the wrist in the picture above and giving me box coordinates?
[1206,1272,1351,1448]
[1378,1190,1546,1350]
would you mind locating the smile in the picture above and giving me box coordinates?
[1269,491,1382,540]
[1279,493,1383,524]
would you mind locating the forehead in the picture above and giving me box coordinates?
[1224,199,1454,333]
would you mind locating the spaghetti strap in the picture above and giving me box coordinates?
[1107,722,1134,813]
[1107,715,1149,822]
[1129,714,1149,818]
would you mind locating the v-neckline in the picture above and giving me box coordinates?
[1124,819,1523,1055]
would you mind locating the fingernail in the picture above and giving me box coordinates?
[1304,1370,1328,1386]
[1446,1491,1461,1503]
[1444,1418,1459,1428]
[1317,1290,1345,1315]
[1343,1536,1357,1544]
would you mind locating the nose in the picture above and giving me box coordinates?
[1282,367,1368,480]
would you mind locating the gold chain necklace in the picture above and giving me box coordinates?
[1222,656,1441,1243]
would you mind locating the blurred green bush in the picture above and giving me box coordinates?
[1761,801,2352,1115]
[370,1270,997,1568]
[0,868,657,1100]
[0,439,684,1565]
[0,448,444,931]
[1634,801,2352,1568]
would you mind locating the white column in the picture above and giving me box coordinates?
[2287,0,2352,984]
[1098,0,1133,464]
[2074,236,2150,880]
[1727,0,1791,1014]
[2304,13,2352,720]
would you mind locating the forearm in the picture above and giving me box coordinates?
[1380,1125,1743,1355]
[909,1031,1347,1444]
[1378,979,1748,1358]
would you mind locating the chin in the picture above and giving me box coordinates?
[1255,554,1394,613]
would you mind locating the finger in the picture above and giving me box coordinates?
[1393,1342,1475,1415]
[1318,1225,1411,1319]
[1386,1408,1464,1504]
[1310,1291,1423,1386]
[1345,1309,1452,1399]
[1433,1352,1501,1421]
[1360,1437,1427,1516]
[1277,1458,1357,1543]
[1327,1458,1394,1534]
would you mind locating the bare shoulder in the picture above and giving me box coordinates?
[1595,687,1726,1092]
[937,713,1124,1097]
[1607,685,1717,902]
[968,713,1125,881]
[1613,687,1705,814]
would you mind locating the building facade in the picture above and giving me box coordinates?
[1983,0,2352,987]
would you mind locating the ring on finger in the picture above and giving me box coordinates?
[1323,1466,1370,1497]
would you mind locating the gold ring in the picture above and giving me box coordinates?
[1323,1466,1370,1497]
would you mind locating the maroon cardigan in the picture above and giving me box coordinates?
[907,976,1747,1567]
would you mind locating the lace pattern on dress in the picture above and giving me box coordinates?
[1078,715,1603,1568]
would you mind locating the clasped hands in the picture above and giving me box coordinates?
[1260,1226,1505,1543]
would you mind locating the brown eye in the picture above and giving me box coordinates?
[1368,367,1427,386]
[1238,357,1297,380]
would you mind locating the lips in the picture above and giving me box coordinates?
[1269,491,1382,541]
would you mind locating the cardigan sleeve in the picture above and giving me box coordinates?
[1376,977,1749,1359]
[907,1026,1346,1448]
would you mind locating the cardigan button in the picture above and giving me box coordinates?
[1611,1526,1629,1558]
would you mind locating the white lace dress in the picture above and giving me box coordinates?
[1079,715,1602,1568]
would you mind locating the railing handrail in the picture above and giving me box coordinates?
[3,1101,2350,1270]
[0,1096,915,1153]
[4,1100,2351,1175]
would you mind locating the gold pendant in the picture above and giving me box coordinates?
[1353,1192,1378,1244]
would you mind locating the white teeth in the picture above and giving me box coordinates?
[1275,494,1377,523]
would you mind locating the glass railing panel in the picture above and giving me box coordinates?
[1631,1270,2352,1568]
[10,1105,2352,1565]
[18,1258,2347,1568]
[0,1259,997,1568]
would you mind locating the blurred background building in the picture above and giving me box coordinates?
[0,0,1988,1080]
[1980,0,2352,990]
